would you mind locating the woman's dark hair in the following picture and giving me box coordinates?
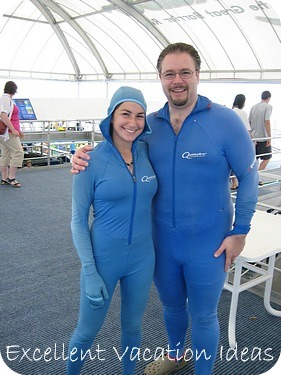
[232,94,246,109]
[4,81,18,95]
[156,42,201,73]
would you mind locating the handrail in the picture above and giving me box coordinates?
[17,125,281,168]
[20,123,102,167]
[252,134,281,159]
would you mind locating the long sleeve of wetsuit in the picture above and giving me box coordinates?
[221,110,259,235]
[71,159,109,309]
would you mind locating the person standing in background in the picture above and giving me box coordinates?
[232,94,251,135]
[231,94,252,189]
[69,141,76,162]
[249,91,272,176]
[0,81,24,188]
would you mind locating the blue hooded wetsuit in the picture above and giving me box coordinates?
[142,95,259,374]
[67,105,157,375]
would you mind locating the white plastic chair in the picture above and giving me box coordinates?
[224,210,281,348]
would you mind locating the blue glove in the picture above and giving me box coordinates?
[83,266,109,309]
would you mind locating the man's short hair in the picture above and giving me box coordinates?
[156,42,201,73]
[261,91,271,100]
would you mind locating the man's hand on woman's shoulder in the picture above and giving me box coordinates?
[71,145,93,174]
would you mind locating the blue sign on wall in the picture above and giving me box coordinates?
[13,99,37,121]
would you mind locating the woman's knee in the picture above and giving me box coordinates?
[121,314,142,334]
[72,326,97,344]
[163,302,188,320]
[10,150,24,166]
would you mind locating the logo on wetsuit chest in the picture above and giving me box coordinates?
[182,151,207,159]
[141,175,157,183]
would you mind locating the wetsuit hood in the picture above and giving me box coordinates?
[100,86,151,142]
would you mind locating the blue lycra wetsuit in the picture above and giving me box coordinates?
[67,121,157,375]
[142,95,259,375]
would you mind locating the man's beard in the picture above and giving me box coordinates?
[171,97,189,107]
[169,87,189,107]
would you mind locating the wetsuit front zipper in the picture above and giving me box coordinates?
[171,117,193,229]
[172,135,178,229]
[117,147,137,246]
[121,154,137,246]
[128,172,137,246]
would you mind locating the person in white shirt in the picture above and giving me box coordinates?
[249,91,272,173]
[232,94,251,133]
[230,94,252,189]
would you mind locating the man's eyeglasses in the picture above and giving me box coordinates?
[160,70,197,80]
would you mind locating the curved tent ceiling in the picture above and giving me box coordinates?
[0,0,280,82]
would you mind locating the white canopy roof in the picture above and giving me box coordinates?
[0,0,280,82]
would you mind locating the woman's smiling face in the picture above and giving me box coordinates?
[111,101,146,145]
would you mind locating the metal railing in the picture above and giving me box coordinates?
[20,120,103,167]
